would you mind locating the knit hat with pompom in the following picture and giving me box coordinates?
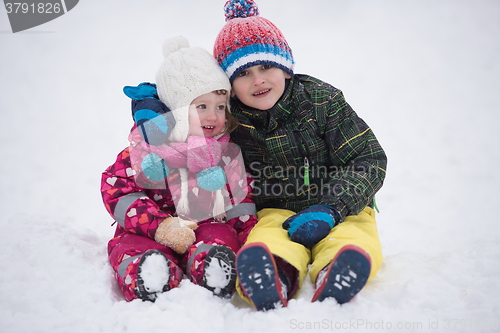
[213,0,294,83]
[156,36,231,142]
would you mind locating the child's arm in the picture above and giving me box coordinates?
[319,90,387,219]
[101,148,173,239]
[282,88,386,248]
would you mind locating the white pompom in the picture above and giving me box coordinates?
[162,35,189,58]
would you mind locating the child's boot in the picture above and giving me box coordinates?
[136,249,183,302]
[187,244,237,298]
[236,242,288,311]
[312,245,371,304]
[202,245,237,298]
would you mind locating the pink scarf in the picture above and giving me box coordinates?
[130,127,230,220]
[141,133,230,171]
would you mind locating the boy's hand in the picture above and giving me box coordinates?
[282,205,341,248]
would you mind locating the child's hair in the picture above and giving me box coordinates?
[213,89,240,134]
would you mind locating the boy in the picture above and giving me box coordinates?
[213,0,387,311]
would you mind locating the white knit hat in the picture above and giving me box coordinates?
[156,36,231,143]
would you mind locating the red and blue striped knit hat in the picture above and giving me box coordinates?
[214,0,294,83]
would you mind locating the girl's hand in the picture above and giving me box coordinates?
[154,217,198,254]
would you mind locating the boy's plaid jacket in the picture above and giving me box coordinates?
[229,74,387,219]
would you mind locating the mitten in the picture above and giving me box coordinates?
[123,82,176,146]
[155,217,198,254]
[282,205,341,248]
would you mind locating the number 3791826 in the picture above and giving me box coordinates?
[5,3,62,14]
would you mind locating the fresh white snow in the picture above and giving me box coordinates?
[139,253,170,293]
[1,1,499,332]
[204,257,231,293]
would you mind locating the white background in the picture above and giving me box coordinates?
[1,1,499,332]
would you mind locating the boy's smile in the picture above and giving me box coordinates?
[253,88,271,97]
[231,65,291,111]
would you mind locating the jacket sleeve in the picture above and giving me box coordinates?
[222,144,258,245]
[318,90,387,219]
[101,148,172,239]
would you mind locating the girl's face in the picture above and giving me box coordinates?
[188,91,227,138]
[231,65,291,111]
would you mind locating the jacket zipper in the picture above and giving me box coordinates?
[303,156,310,186]
[293,131,311,187]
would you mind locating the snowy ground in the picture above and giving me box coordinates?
[1,1,499,332]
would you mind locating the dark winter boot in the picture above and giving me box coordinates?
[136,249,182,302]
[236,242,288,311]
[312,245,371,304]
[201,245,236,299]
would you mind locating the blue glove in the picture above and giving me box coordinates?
[282,205,341,248]
[124,83,176,146]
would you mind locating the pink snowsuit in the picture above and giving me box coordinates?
[101,126,258,301]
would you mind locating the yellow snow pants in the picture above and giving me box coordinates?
[236,206,383,303]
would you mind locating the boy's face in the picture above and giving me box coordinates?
[231,65,291,110]
[188,91,227,138]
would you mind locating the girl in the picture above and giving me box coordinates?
[101,36,258,302]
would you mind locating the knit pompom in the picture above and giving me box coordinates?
[224,0,259,22]
[162,35,189,58]
[142,153,169,182]
[197,166,226,192]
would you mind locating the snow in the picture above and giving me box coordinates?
[1,0,499,332]
[139,252,170,293]
[205,258,232,294]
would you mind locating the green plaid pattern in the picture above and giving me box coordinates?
[230,74,387,219]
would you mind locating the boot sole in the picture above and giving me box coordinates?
[312,245,371,304]
[136,249,171,302]
[236,242,288,311]
[202,245,236,299]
